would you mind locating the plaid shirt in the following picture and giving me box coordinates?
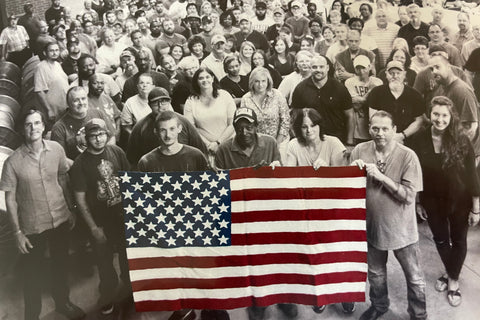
[0,25,29,53]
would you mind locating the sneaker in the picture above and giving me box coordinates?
[342,302,356,314]
[101,303,114,315]
[312,305,326,313]
[55,301,86,319]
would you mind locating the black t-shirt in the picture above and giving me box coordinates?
[137,145,208,172]
[366,84,425,133]
[70,145,130,225]
[219,75,249,99]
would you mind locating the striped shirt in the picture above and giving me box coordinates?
[0,25,29,53]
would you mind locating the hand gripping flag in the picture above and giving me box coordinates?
[119,166,367,312]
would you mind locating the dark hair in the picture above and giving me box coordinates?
[186,3,199,13]
[130,29,142,41]
[464,47,480,72]
[322,25,334,35]
[219,10,237,27]
[191,67,220,98]
[309,17,323,28]
[251,50,271,69]
[348,17,364,29]
[223,55,240,73]
[428,96,470,170]
[224,33,237,53]
[155,110,178,129]
[169,44,185,59]
[386,48,412,69]
[21,109,47,138]
[77,54,98,69]
[293,108,325,144]
[188,35,207,52]
[360,3,373,14]
[272,37,290,55]
[300,35,314,47]
[413,36,429,48]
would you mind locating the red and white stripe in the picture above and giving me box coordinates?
[127,166,367,312]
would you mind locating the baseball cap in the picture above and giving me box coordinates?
[234,108,257,124]
[84,118,109,137]
[238,14,250,23]
[386,60,404,71]
[201,15,213,25]
[273,7,284,15]
[291,1,302,8]
[120,50,134,59]
[353,55,371,68]
[256,1,267,9]
[52,24,66,33]
[7,14,18,20]
[148,87,171,103]
[211,34,226,45]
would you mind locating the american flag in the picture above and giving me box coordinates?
[119,166,367,312]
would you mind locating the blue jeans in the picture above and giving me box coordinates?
[368,243,427,320]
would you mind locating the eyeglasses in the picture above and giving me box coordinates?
[88,132,107,139]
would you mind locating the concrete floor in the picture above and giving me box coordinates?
[1,222,479,320]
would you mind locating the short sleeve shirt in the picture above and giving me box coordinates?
[286,136,345,166]
[350,141,423,250]
[0,140,71,235]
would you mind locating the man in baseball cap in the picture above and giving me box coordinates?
[215,108,282,171]
[251,1,274,34]
[201,34,228,80]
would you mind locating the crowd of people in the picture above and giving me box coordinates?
[1,0,480,319]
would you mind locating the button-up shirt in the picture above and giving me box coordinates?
[0,25,29,53]
[0,140,71,235]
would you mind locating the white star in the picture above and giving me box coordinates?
[211,211,221,221]
[202,204,212,214]
[166,237,176,246]
[184,190,192,199]
[203,235,212,245]
[218,187,228,196]
[164,190,173,199]
[175,228,185,238]
[123,189,133,199]
[125,220,136,230]
[144,191,153,199]
[219,219,229,229]
[193,211,203,221]
[184,206,193,214]
[133,182,142,191]
[135,198,144,207]
[165,221,175,230]
[203,220,212,229]
[155,198,165,207]
[185,220,194,230]
[127,235,137,245]
[192,180,202,189]
[125,204,135,215]
[146,222,156,230]
[185,236,194,245]
[208,179,219,189]
[141,174,151,184]
[161,173,171,183]
[193,228,203,237]
[172,181,182,191]
[174,213,183,223]
[193,197,202,206]
[165,205,175,215]
[211,228,220,237]
[217,171,227,180]
[153,182,162,192]
[219,203,229,213]
[200,172,210,181]
[181,173,191,182]
[120,172,131,183]
[144,204,155,215]
[138,228,147,237]
[173,197,183,207]
[156,214,166,224]
[201,189,211,198]
[149,237,158,245]
[210,195,220,205]
[219,235,229,244]
[136,215,145,223]
[156,229,166,238]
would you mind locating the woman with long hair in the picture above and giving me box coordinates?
[249,50,282,88]
[411,96,480,307]
[268,38,296,77]
[169,44,186,64]
[286,108,346,168]
[238,41,256,76]
[314,25,336,56]
[240,67,290,159]
[278,50,313,105]
[184,67,236,165]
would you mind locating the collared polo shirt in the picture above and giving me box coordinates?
[0,25,29,53]
[215,134,281,170]
[0,140,71,235]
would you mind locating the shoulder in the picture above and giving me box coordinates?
[181,145,204,156]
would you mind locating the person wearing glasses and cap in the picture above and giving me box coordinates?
[351,110,426,320]
[70,118,131,316]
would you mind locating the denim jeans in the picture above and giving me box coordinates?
[368,242,427,320]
